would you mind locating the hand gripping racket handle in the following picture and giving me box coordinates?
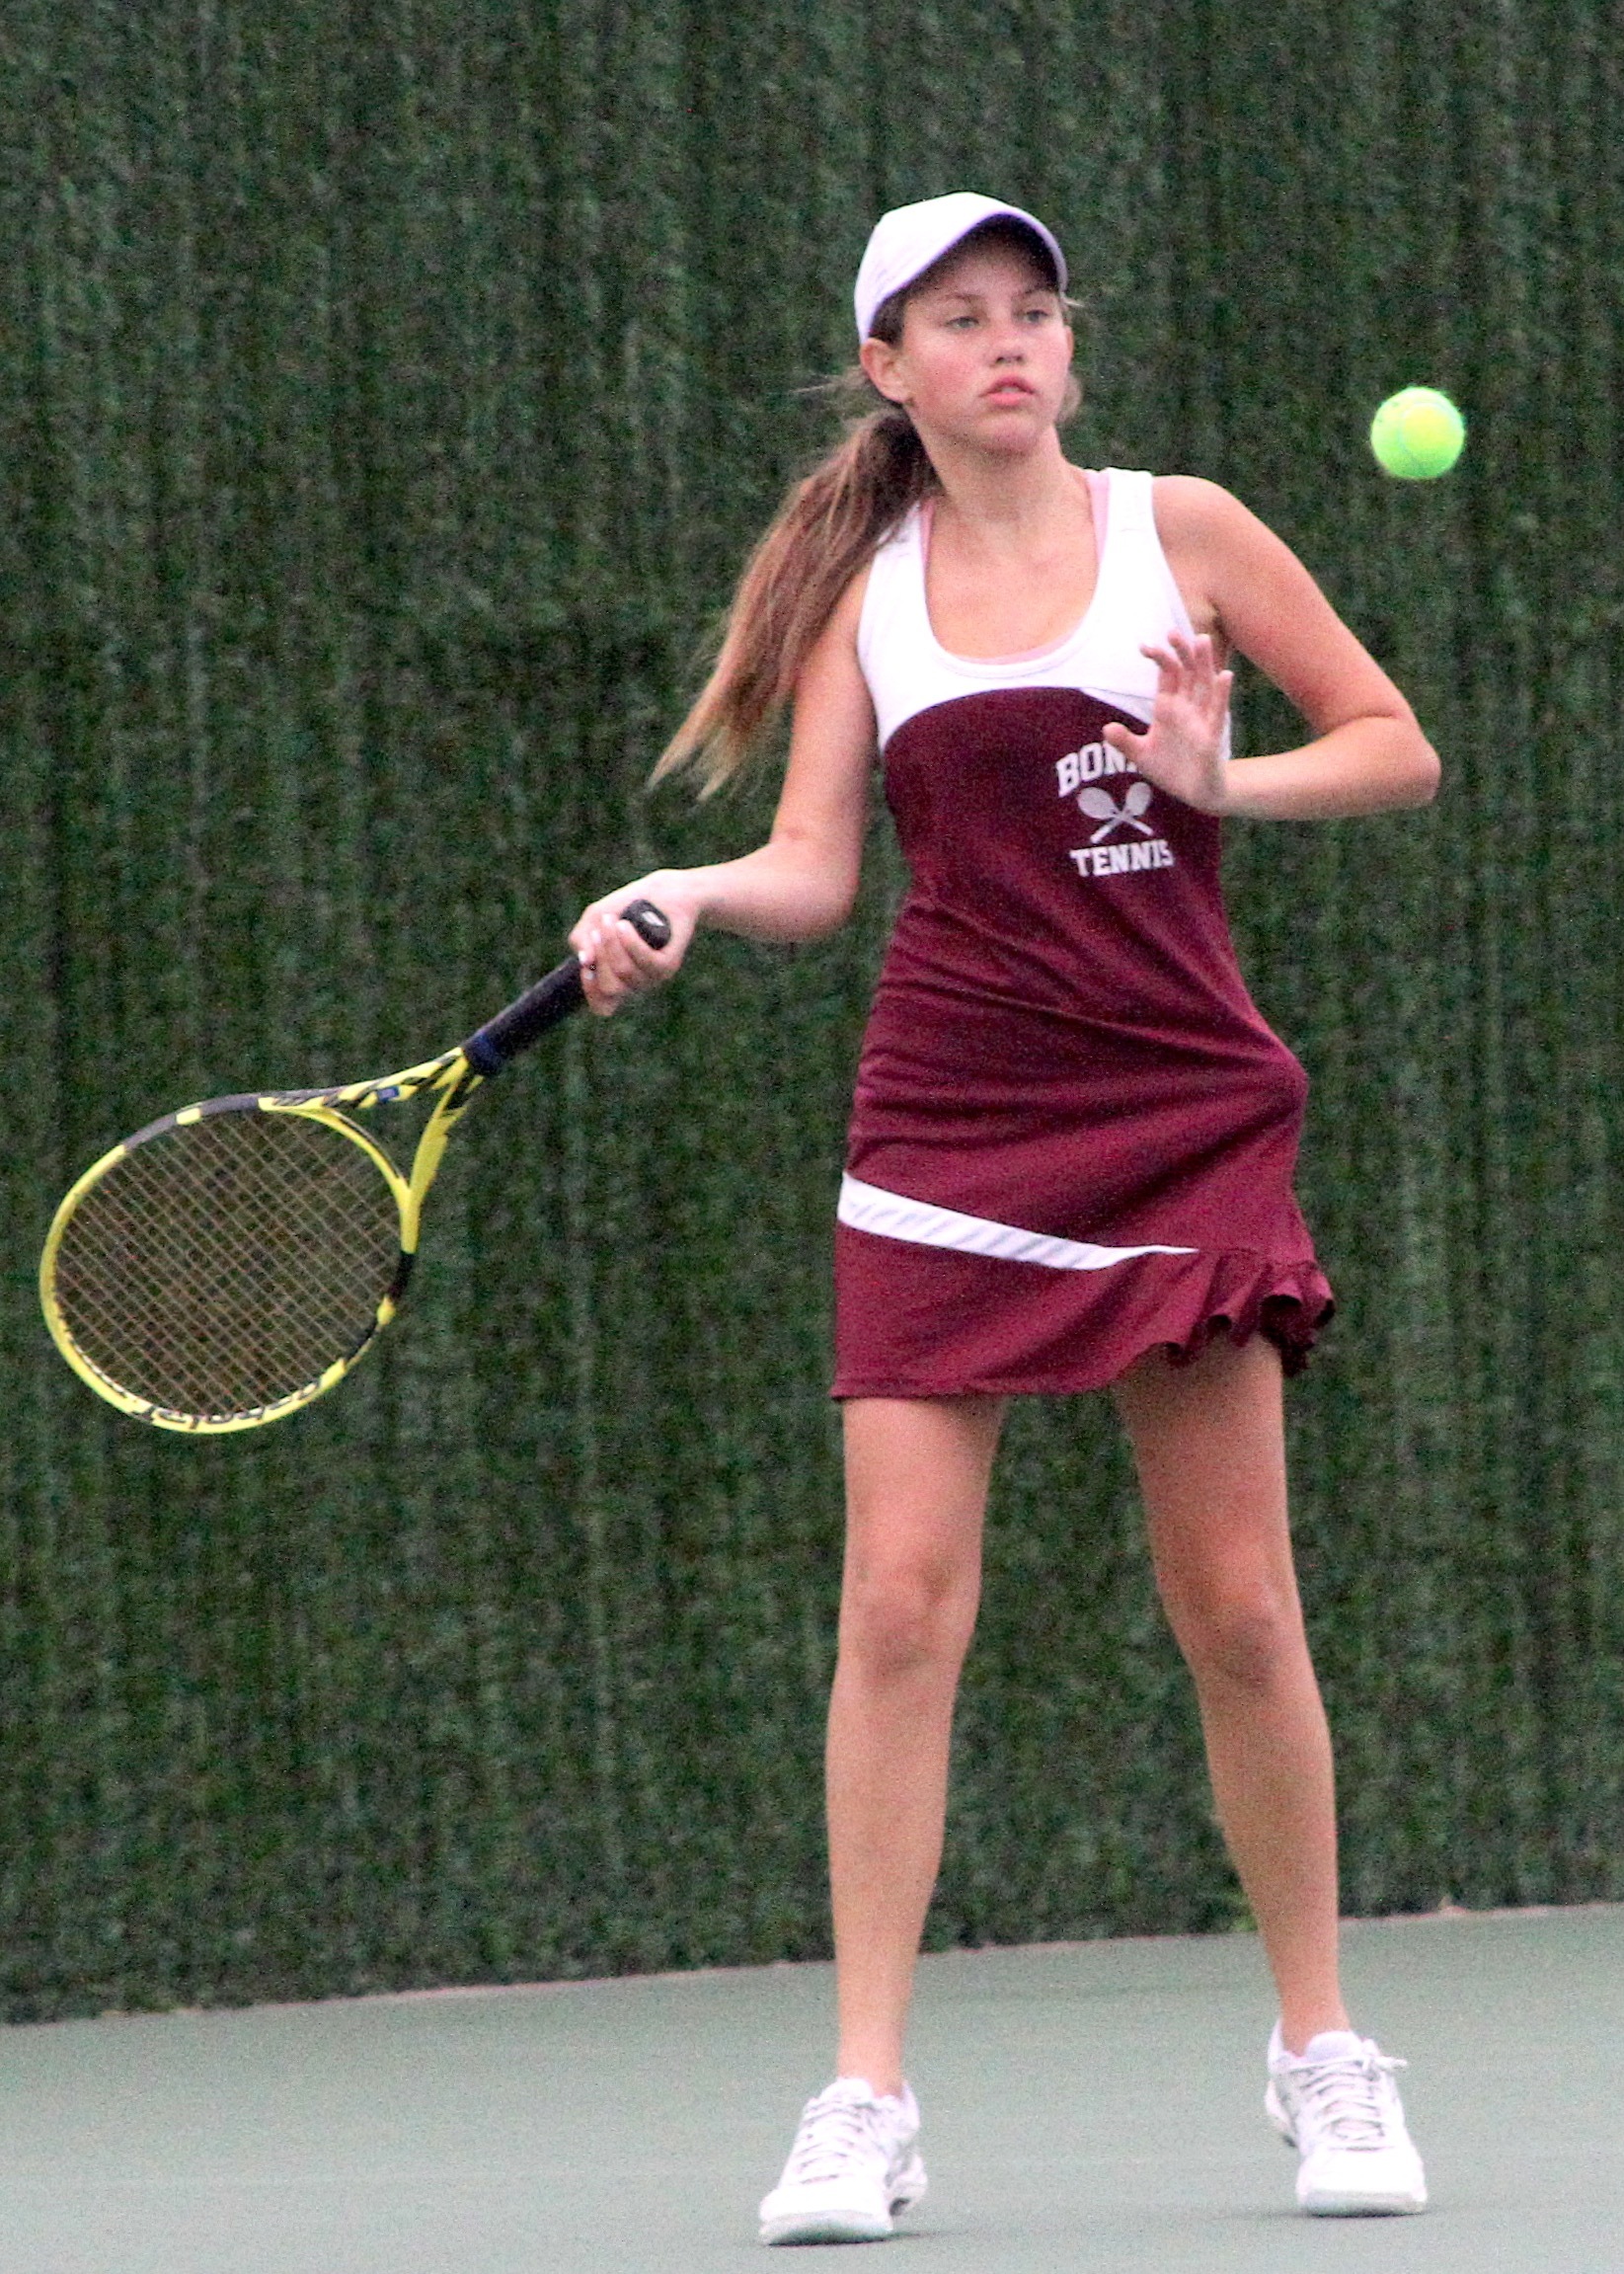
[462,899,672,1076]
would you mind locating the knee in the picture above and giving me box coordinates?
[839,1554,976,1682]
[1168,1590,1304,1697]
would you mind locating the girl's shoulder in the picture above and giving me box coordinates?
[849,503,926,653]
[827,553,879,653]
[1149,474,1253,542]
[1149,478,1289,625]
[1087,468,1258,557]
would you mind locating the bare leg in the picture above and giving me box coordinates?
[1111,1335,1348,2052]
[828,1394,1004,2096]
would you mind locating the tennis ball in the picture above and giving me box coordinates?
[1370,387,1466,480]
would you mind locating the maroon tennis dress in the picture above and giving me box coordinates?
[831,468,1333,1398]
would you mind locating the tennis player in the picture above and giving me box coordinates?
[573,192,1438,2241]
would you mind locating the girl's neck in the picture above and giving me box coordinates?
[920,453,1099,660]
[925,431,1081,545]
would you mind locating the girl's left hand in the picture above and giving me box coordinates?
[1101,632,1234,815]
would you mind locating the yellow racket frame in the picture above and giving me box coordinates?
[39,1048,484,1435]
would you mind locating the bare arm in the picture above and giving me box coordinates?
[570,576,877,1013]
[1102,478,1441,822]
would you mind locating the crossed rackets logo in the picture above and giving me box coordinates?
[1079,780,1154,841]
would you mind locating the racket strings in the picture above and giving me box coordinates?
[51,1110,404,1419]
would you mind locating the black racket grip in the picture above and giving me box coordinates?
[463,900,672,1075]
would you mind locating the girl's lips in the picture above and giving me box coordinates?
[983,380,1036,402]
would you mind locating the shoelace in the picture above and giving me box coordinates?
[782,2088,891,2183]
[1291,2046,1408,2151]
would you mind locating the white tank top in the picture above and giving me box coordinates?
[857,466,1228,757]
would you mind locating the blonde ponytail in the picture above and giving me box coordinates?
[653,376,934,795]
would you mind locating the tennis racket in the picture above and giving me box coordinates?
[39,900,671,1436]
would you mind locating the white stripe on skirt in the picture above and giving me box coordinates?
[837,1174,1197,1273]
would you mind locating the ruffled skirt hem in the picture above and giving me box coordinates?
[830,1223,1333,1399]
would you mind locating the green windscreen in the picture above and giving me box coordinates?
[1,0,1621,2019]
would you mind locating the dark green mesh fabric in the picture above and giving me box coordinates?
[2,0,1621,2018]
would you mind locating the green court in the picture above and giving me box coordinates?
[2,1906,1618,2273]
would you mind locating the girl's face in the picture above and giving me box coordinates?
[860,236,1072,457]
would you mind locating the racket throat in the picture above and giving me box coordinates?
[399,1069,483,1249]
[380,1246,417,1322]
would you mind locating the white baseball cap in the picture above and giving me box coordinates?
[853,192,1067,343]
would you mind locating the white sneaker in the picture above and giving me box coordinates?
[758,2077,927,2245]
[1265,2023,1428,2215]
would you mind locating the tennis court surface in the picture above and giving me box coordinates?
[1,1906,1619,2273]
